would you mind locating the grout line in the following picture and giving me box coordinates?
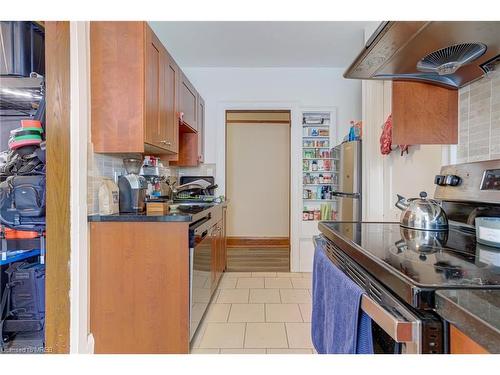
[227,304,233,323]
[298,304,305,323]
[284,322,290,349]
[243,322,247,349]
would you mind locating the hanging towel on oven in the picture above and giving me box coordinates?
[311,236,374,354]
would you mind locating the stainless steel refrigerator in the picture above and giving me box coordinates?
[332,140,362,221]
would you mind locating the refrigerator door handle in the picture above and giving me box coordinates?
[332,192,360,199]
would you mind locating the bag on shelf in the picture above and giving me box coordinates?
[0,175,46,231]
[0,261,45,346]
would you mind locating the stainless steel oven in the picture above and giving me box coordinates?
[316,236,443,354]
[189,216,214,341]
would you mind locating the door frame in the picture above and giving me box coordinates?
[216,101,301,271]
[45,21,71,353]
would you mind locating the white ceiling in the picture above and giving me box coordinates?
[149,21,372,68]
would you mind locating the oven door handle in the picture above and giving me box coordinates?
[360,294,416,343]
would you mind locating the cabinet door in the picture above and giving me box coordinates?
[161,51,179,153]
[90,22,145,153]
[197,95,205,163]
[180,72,198,131]
[144,26,161,148]
[210,225,218,292]
[392,80,458,145]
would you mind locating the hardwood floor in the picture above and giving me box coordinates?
[226,247,290,272]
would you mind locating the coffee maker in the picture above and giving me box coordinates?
[118,158,147,213]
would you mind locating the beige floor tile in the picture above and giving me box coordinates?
[280,289,311,304]
[251,272,277,277]
[267,348,313,354]
[191,348,220,354]
[277,272,302,278]
[245,323,288,348]
[285,323,313,349]
[220,348,266,354]
[249,289,281,303]
[217,277,237,289]
[236,277,264,289]
[217,288,249,303]
[265,277,293,289]
[291,278,312,289]
[228,303,265,322]
[298,303,312,323]
[224,272,252,278]
[265,304,302,322]
[199,323,246,349]
[205,303,231,323]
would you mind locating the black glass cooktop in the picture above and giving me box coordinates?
[320,222,500,289]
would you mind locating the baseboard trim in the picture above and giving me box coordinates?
[227,237,290,248]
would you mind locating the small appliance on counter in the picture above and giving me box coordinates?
[139,155,173,200]
[173,176,217,202]
[118,158,147,213]
[476,217,500,248]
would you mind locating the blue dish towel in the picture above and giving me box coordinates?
[311,236,374,354]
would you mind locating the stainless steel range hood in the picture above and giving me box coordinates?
[344,21,500,89]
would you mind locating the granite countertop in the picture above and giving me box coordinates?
[88,201,227,223]
[435,289,500,353]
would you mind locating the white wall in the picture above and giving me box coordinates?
[183,67,361,271]
[360,24,449,223]
[184,67,362,190]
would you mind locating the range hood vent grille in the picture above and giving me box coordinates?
[416,42,487,76]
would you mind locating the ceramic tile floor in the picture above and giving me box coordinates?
[190,272,316,354]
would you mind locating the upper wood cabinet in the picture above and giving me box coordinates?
[197,95,205,163]
[179,72,198,131]
[392,80,458,145]
[90,22,178,155]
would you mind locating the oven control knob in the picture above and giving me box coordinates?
[434,175,446,186]
[445,175,461,186]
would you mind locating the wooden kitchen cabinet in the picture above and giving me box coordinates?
[392,80,458,145]
[90,221,190,353]
[450,325,489,354]
[90,22,178,155]
[144,27,179,153]
[197,94,205,163]
[170,92,206,167]
[179,72,198,131]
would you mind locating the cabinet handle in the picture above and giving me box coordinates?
[160,140,172,146]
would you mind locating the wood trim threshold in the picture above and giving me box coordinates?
[227,237,290,248]
[226,120,291,124]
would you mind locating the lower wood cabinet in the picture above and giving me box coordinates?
[450,325,489,354]
[90,221,190,354]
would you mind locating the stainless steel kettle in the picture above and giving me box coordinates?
[395,191,448,231]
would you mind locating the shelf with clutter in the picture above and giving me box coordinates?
[301,110,338,222]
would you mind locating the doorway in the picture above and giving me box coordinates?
[225,110,290,272]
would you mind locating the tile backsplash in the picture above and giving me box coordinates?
[87,144,216,214]
[457,69,500,163]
